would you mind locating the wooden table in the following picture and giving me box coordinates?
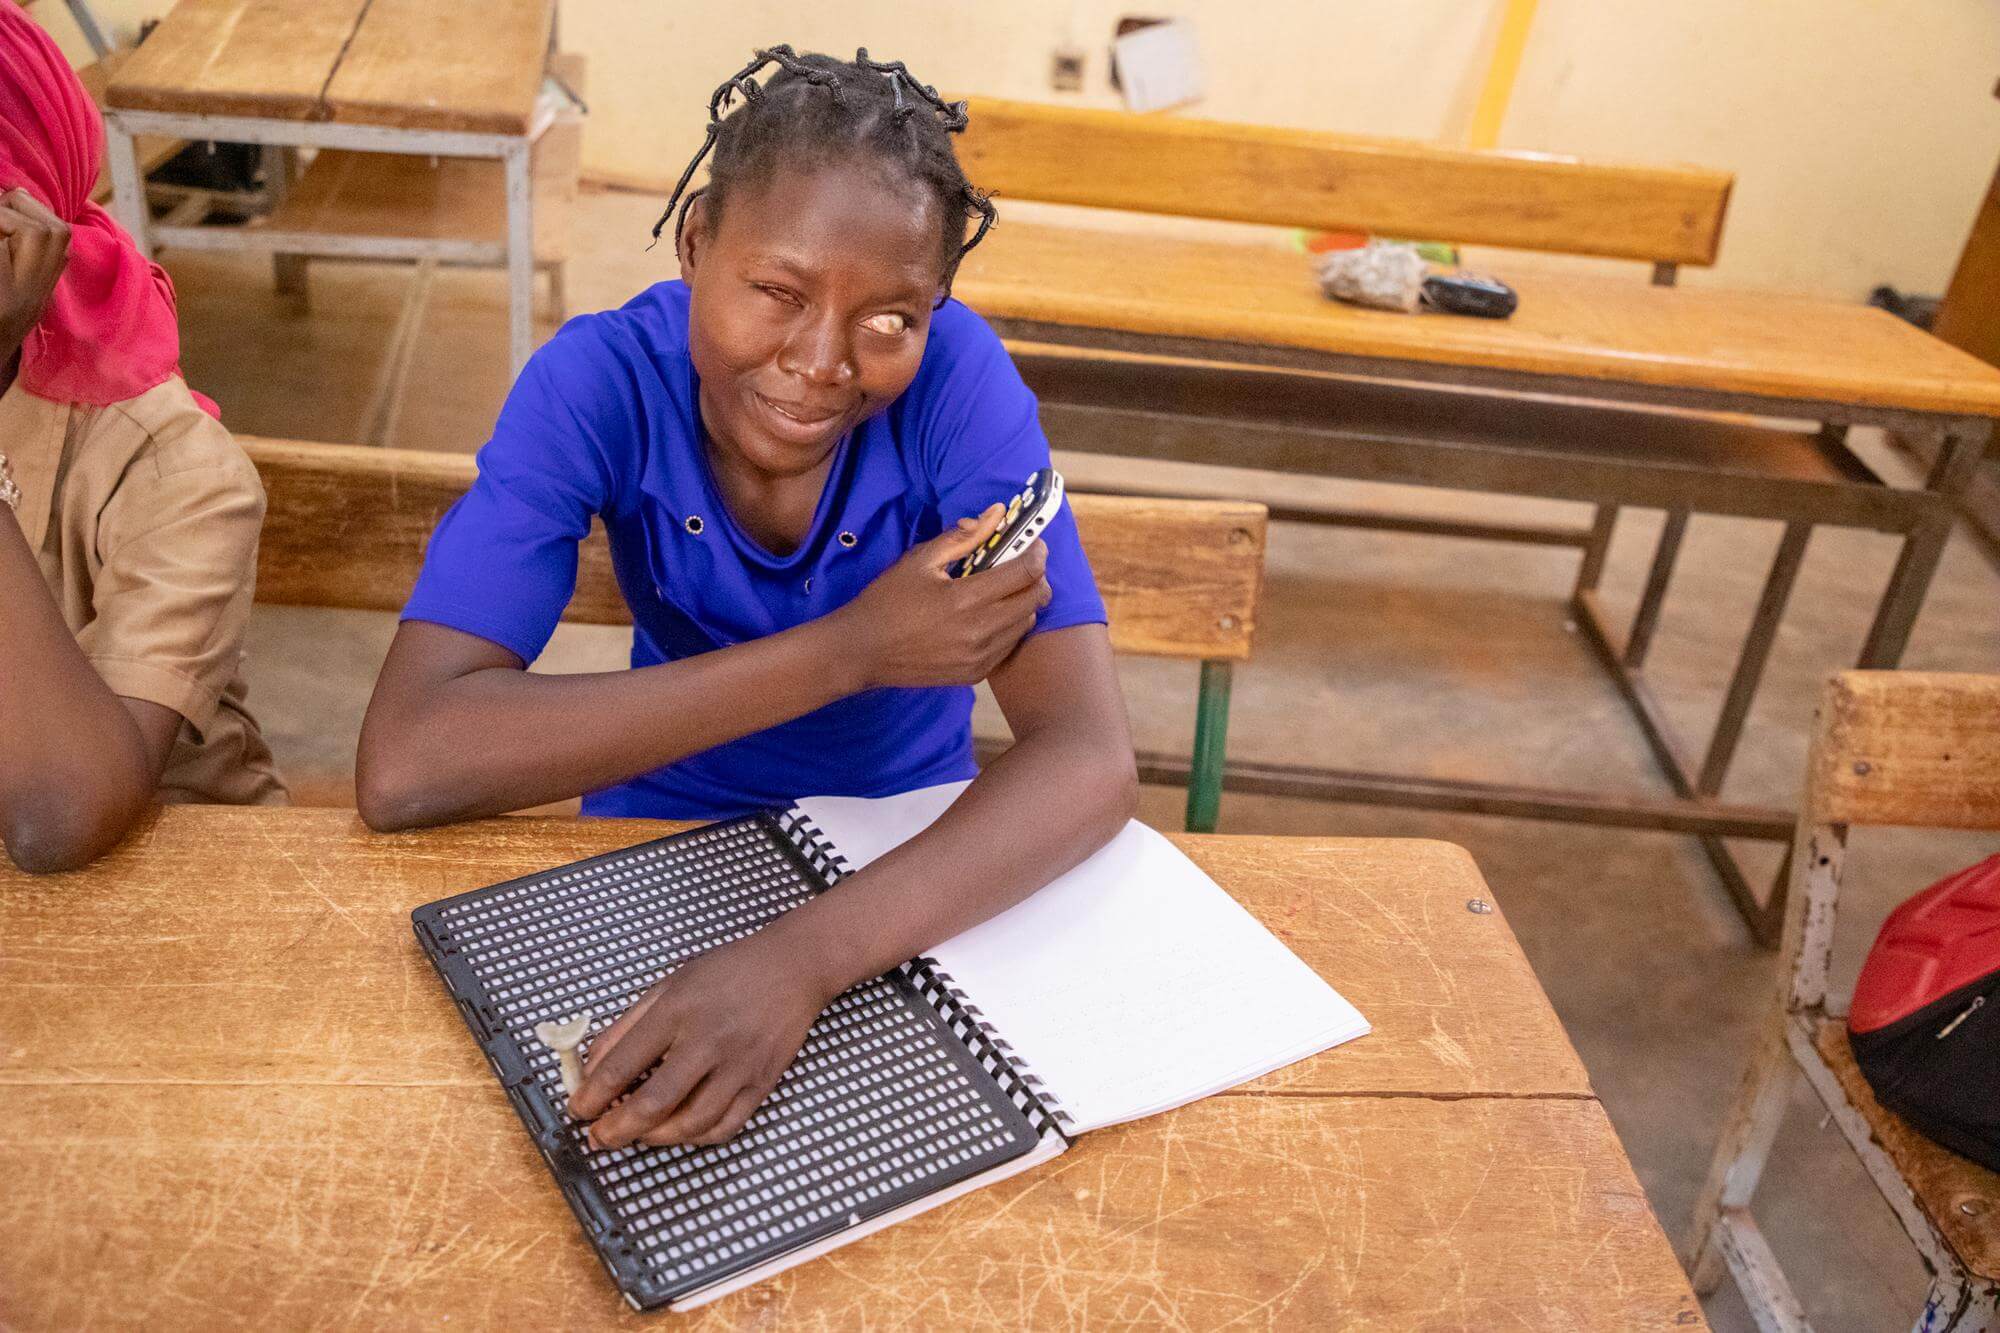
[0,808,1702,1328]
[958,222,2000,943]
[99,0,557,376]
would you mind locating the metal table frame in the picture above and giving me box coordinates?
[992,293,1993,946]
[103,103,555,379]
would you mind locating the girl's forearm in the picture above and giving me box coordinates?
[357,615,866,829]
[0,515,154,871]
[774,726,1138,1000]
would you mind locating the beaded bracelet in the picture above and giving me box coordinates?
[0,451,19,513]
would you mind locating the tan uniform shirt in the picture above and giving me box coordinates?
[1,375,286,805]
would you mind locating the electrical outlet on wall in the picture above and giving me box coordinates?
[1051,45,1086,92]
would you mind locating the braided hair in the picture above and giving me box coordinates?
[653,46,996,302]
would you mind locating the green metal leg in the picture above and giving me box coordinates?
[1186,660,1234,833]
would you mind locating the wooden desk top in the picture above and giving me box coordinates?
[955,221,2000,420]
[104,0,553,135]
[0,808,1702,1327]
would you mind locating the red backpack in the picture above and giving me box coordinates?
[1848,854,2000,1172]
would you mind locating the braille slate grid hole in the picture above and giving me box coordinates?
[430,816,1038,1296]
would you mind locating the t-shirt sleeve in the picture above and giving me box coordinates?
[401,321,625,663]
[80,393,263,738]
[916,305,1106,636]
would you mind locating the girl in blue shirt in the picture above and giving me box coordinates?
[358,49,1136,1151]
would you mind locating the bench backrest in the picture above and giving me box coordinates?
[245,437,1266,662]
[952,96,1733,268]
[1805,671,2000,831]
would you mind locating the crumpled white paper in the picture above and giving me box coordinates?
[1316,241,1427,313]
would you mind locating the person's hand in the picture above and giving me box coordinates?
[0,189,71,366]
[831,503,1053,690]
[569,922,836,1149]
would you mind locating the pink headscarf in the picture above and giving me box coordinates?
[0,5,217,415]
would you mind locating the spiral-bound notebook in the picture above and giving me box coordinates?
[413,783,1368,1312]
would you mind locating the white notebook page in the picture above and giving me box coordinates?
[794,784,1370,1134]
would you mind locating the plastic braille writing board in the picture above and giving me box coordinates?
[411,811,1060,1312]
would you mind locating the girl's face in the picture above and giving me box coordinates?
[679,160,946,482]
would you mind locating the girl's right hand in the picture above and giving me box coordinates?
[0,188,71,365]
[832,503,1053,690]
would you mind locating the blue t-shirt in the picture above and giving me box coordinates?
[402,281,1107,820]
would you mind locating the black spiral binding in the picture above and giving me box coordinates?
[775,808,854,884]
[900,957,1076,1141]
[776,808,1076,1143]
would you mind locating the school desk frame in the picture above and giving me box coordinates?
[992,287,1994,948]
[103,106,552,380]
[1685,672,2000,1333]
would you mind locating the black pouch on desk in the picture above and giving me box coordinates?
[1847,854,2000,1172]
[1421,272,1518,318]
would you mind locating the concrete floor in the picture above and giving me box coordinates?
[170,188,1999,1331]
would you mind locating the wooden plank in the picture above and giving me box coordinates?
[103,0,369,122]
[0,807,1591,1099]
[1814,1021,2000,1281]
[954,95,1733,267]
[1807,671,2000,829]
[953,221,2000,418]
[263,149,570,264]
[1066,493,1263,661]
[0,1086,1700,1328]
[320,0,552,135]
[243,438,1266,663]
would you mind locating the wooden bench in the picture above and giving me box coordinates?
[1687,671,2000,1327]
[957,96,1731,273]
[242,437,1268,831]
[952,93,1745,554]
[948,95,2000,945]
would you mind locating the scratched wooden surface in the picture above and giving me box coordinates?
[0,808,1700,1327]
[953,222,2000,418]
[105,0,550,134]
[103,0,367,122]
[319,0,552,135]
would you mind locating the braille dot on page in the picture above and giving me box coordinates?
[533,1012,594,1098]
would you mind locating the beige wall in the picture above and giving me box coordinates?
[562,0,2000,299]
[40,0,2000,299]
[32,0,173,63]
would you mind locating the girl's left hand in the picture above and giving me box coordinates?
[569,922,837,1149]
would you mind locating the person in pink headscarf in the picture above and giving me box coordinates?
[1,5,286,876]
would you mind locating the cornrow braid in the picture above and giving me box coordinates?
[652,45,996,302]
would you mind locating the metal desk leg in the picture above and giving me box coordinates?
[264,146,310,311]
[1571,512,1810,947]
[1857,418,1992,667]
[1691,522,1813,943]
[1623,508,1689,668]
[104,116,151,261]
[503,139,535,379]
[1571,503,1618,598]
[1698,522,1813,795]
